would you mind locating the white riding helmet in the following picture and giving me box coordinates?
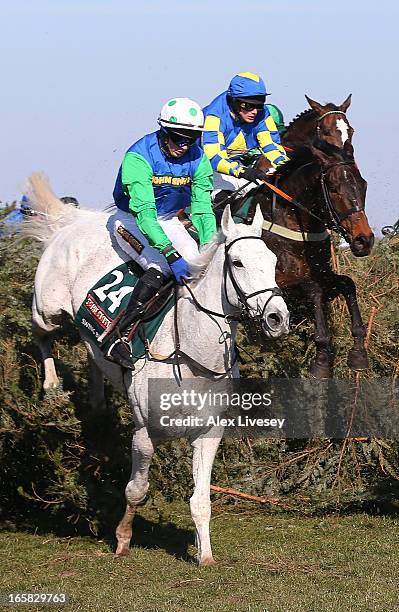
[158,98,206,133]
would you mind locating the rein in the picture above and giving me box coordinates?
[261,156,363,241]
[146,235,282,378]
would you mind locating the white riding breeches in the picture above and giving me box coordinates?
[212,171,257,198]
[112,209,200,277]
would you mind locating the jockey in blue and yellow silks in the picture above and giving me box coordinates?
[203,72,289,196]
[107,97,216,369]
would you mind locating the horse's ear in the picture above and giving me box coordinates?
[305,95,325,115]
[340,94,352,112]
[251,204,264,236]
[221,205,233,236]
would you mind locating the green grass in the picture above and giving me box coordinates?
[1,501,398,611]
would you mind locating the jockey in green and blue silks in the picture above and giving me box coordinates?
[108,98,217,369]
[113,98,216,280]
[203,72,289,196]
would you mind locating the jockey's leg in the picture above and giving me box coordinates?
[158,216,200,263]
[107,210,202,369]
[212,171,257,201]
[105,267,165,369]
[105,212,170,369]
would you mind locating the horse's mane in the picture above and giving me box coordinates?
[285,103,343,132]
[271,145,315,181]
[286,108,316,130]
[188,230,225,283]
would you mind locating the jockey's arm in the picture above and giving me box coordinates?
[121,152,174,253]
[203,114,243,178]
[190,155,217,245]
[255,113,289,168]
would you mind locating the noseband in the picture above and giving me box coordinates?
[183,235,282,334]
[319,159,365,242]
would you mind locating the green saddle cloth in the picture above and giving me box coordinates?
[231,191,256,223]
[75,262,175,364]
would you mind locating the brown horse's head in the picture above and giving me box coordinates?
[310,146,374,256]
[305,94,354,153]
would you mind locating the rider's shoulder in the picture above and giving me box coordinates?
[203,91,229,117]
[126,131,158,156]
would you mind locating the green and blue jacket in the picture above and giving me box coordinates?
[113,131,216,254]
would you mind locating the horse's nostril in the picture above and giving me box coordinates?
[266,312,282,329]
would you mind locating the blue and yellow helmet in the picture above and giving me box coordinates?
[228,72,270,103]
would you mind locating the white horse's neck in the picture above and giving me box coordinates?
[152,239,238,376]
[178,241,238,374]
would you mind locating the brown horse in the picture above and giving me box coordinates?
[232,96,374,378]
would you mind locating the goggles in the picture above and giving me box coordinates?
[238,100,264,112]
[162,127,200,147]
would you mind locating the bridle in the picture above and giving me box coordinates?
[319,159,364,242]
[267,155,365,243]
[310,110,365,241]
[316,109,347,133]
[183,235,282,334]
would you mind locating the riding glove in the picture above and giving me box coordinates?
[239,167,268,183]
[169,256,191,285]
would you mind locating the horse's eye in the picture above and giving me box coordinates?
[232,260,244,268]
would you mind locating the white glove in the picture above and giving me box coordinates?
[265,167,277,176]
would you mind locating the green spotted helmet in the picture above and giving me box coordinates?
[158,98,205,133]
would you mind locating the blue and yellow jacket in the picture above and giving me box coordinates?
[113,132,216,253]
[203,92,289,177]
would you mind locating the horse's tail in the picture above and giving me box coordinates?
[21,172,89,246]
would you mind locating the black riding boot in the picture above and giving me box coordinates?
[105,267,164,369]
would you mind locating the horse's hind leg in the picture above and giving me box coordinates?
[190,433,221,566]
[32,295,62,390]
[115,427,154,557]
[35,330,59,390]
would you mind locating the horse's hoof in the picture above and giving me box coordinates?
[114,546,130,558]
[347,349,369,371]
[309,359,331,380]
[198,557,217,567]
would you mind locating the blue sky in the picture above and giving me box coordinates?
[1,0,398,233]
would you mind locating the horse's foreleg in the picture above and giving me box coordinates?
[333,274,368,371]
[115,427,154,557]
[190,433,221,566]
[304,281,331,379]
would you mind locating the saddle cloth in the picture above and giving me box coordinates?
[75,260,175,364]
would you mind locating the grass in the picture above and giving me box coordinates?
[1,501,398,612]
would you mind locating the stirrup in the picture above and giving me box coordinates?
[102,305,144,348]
[105,338,136,370]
